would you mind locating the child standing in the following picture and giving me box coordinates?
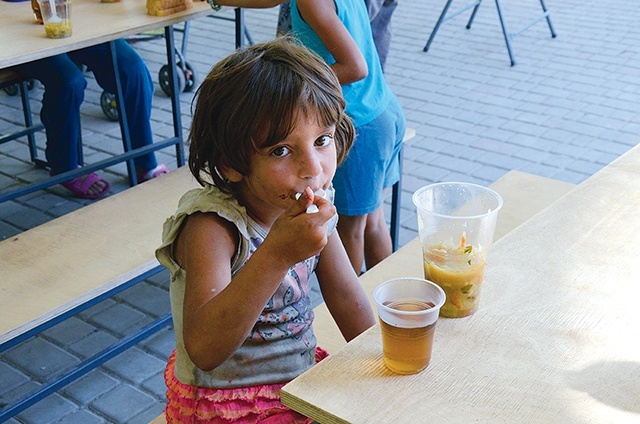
[155,38,375,423]
[290,0,407,274]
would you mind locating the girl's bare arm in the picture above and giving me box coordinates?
[315,231,376,342]
[297,0,368,84]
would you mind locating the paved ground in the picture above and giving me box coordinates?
[1,0,638,422]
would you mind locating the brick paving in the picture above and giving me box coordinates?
[1,0,638,422]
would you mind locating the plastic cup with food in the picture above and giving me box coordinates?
[39,0,72,38]
[412,182,502,318]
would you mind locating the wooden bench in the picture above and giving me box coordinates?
[0,166,200,421]
[148,169,576,423]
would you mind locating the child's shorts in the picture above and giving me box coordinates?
[332,95,406,216]
[163,347,329,423]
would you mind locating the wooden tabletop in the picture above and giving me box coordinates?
[0,167,199,346]
[281,146,640,423]
[0,0,216,68]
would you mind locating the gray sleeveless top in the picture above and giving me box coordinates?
[156,183,337,388]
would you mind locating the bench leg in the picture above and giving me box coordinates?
[389,144,403,252]
[107,40,138,185]
[17,81,39,164]
[494,0,516,66]
[423,0,454,52]
[539,0,557,38]
[466,0,482,29]
[424,0,483,52]
[235,7,245,49]
[496,0,557,67]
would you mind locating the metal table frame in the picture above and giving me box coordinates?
[423,0,556,66]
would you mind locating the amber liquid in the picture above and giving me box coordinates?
[380,299,436,374]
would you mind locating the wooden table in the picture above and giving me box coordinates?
[281,146,640,423]
[0,0,232,203]
[0,0,215,69]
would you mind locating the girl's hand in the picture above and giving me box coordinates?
[264,187,335,266]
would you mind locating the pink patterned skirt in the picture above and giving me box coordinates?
[164,347,329,423]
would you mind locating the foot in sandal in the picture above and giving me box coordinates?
[137,163,169,183]
[61,172,111,200]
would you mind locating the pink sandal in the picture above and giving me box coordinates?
[61,172,111,200]
[137,163,169,183]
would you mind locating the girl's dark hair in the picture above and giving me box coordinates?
[188,36,355,194]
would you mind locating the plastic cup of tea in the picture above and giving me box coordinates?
[412,182,503,318]
[373,277,445,375]
[39,0,72,39]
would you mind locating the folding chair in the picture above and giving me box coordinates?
[423,0,556,66]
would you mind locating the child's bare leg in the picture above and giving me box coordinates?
[337,214,367,275]
[364,203,393,269]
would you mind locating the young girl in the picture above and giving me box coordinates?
[155,38,375,423]
[290,0,407,274]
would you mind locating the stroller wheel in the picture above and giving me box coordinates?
[100,91,120,122]
[159,64,186,97]
[182,61,198,93]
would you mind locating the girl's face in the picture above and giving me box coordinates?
[229,111,338,227]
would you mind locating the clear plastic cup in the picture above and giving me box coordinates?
[39,0,72,39]
[373,277,445,375]
[413,182,503,318]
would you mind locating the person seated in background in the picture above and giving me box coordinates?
[14,39,168,200]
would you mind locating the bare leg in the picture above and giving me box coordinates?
[337,214,367,275]
[364,202,393,269]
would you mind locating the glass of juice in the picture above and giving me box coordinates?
[412,182,503,318]
[373,277,445,375]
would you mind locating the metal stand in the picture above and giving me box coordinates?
[424,0,556,66]
[0,75,45,166]
[390,145,403,252]
[0,266,171,422]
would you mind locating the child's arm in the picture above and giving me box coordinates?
[297,0,368,85]
[315,232,376,342]
[175,190,334,371]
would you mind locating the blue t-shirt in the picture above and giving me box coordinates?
[291,0,392,127]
